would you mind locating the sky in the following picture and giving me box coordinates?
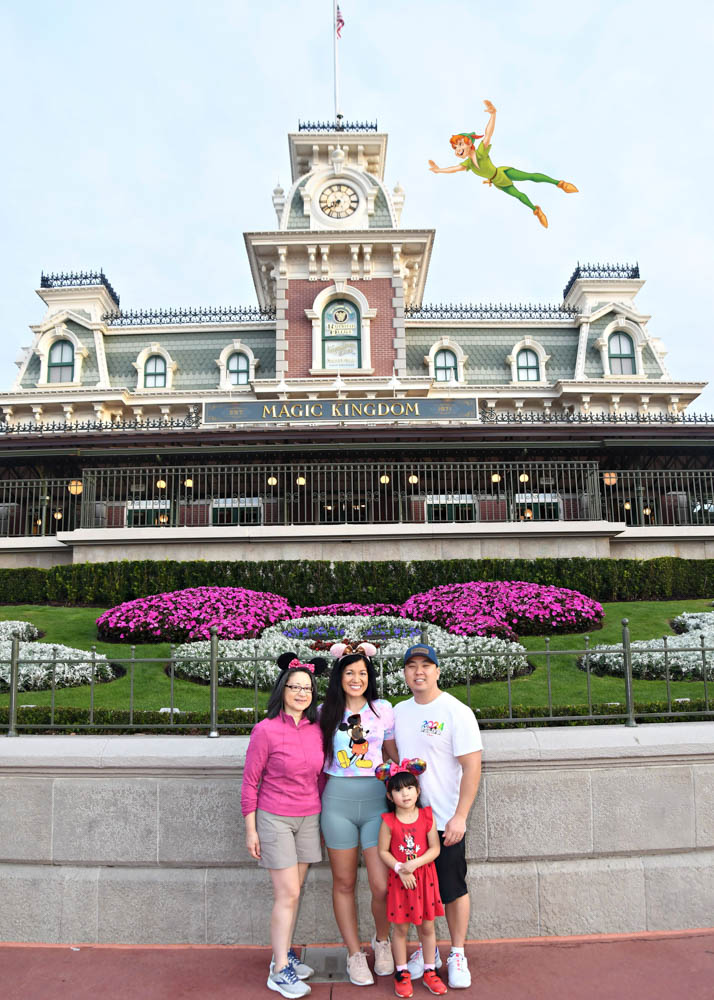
[1,0,713,407]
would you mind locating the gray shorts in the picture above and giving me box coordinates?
[256,809,322,869]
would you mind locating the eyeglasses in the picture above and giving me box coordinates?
[285,684,312,694]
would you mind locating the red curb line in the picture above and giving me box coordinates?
[1,927,712,950]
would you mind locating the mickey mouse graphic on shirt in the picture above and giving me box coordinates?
[336,713,373,769]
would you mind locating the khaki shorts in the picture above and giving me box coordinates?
[256,809,322,870]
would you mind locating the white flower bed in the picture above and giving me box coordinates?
[0,620,40,642]
[671,611,714,633]
[174,614,529,693]
[0,641,116,691]
[582,615,714,681]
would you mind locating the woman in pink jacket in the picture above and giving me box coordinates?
[242,652,328,999]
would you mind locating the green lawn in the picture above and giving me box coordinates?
[0,599,712,715]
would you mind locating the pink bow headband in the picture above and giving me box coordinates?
[288,658,314,673]
[375,758,427,782]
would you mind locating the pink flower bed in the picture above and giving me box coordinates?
[402,582,604,640]
[96,587,293,643]
[296,603,402,617]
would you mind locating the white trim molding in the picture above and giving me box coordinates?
[593,317,661,379]
[424,337,468,383]
[304,282,377,372]
[507,337,551,385]
[215,340,259,390]
[35,324,89,388]
[132,343,178,391]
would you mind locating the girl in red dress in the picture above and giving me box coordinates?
[376,760,447,997]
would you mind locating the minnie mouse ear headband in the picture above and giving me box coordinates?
[329,641,377,660]
[375,758,427,782]
[276,652,329,676]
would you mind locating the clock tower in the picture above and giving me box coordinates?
[244,123,434,382]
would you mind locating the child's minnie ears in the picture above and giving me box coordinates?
[375,758,427,782]
[276,652,329,676]
[329,641,378,659]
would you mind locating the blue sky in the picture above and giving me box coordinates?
[1,1,713,407]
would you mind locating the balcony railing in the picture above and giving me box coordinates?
[0,464,713,538]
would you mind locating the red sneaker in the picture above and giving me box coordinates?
[423,969,447,995]
[395,969,414,998]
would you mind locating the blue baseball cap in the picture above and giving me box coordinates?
[403,644,439,667]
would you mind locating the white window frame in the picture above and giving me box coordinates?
[35,324,89,387]
[507,337,550,385]
[133,343,177,391]
[216,340,258,390]
[305,282,376,374]
[594,318,647,378]
[424,338,467,383]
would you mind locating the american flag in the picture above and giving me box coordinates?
[336,5,345,38]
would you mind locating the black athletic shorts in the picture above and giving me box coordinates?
[434,831,468,904]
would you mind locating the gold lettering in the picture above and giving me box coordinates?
[377,403,389,416]
[262,405,277,418]
[391,402,405,416]
[306,403,323,417]
[406,403,419,415]
[350,403,362,416]
[289,403,304,417]
[277,405,290,418]
[364,402,376,416]
[331,402,344,417]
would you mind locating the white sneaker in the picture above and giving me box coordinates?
[446,951,471,989]
[270,949,314,981]
[406,944,442,980]
[267,963,312,998]
[371,934,395,976]
[346,950,374,986]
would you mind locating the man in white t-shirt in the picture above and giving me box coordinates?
[384,644,482,989]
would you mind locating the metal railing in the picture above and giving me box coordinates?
[3,621,712,736]
[40,270,120,307]
[2,464,714,536]
[76,460,602,530]
[562,262,640,300]
[103,305,276,326]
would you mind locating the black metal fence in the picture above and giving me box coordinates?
[3,621,713,736]
[1,462,713,536]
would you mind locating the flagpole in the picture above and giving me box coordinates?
[333,0,341,125]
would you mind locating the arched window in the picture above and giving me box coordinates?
[608,332,636,375]
[322,299,361,369]
[517,348,540,381]
[47,340,74,383]
[144,354,167,388]
[227,352,250,386]
[434,349,458,382]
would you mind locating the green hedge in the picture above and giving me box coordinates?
[1,700,712,735]
[0,556,711,608]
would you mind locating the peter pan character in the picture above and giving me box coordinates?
[428,100,578,228]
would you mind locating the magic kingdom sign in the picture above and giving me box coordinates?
[203,397,479,424]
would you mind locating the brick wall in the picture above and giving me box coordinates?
[285,279,396,377]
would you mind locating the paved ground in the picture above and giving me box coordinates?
[2,930,713,1000]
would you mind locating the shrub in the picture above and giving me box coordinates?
[582,614,714,680]
[0,621,40,642]
[95,586,293,643]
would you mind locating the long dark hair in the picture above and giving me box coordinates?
[384,771,422,812]
[266,653,328,724]
[319,653,381,760]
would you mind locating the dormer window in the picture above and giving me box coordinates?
[144,354,167,388]
[47,340,74,383]
[608,333,636,375]
[434,349,458,382]
[516,348,540,382]
[227,351,250,386]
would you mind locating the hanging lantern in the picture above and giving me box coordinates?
[643,505,652,516]
[624,500,631,511]
[67,480,83,495]
[53,511,63,520]
[491,473,501,484]
[408,474,419,484]
[380,474,390,485]
[267,476,278,486]
[156,479,167,489]
[183,478,193,489]
[602,472,618,486]
[519,473,529,483]
[296,476,306,486]
[523,508,533,520]
[158,513,169,524]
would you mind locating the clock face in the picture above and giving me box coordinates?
[319,183,359,219]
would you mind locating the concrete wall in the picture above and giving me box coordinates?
[1,724,713,944]
[2,522,714,567]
